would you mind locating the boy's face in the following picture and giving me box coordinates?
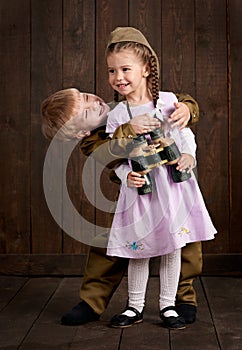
[72,93,110,137]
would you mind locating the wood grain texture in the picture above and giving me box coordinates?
[0,0,31,253]
[229,0,242,252]
[195,0,229,253]
[1,276,240,349]
[162,0,195,94]
[0,253,241,276]
[31,0,63,254]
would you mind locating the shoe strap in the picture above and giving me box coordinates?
[125,306,142,317]
[160,306,176,315]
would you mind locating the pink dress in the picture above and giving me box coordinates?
[105,92,217,258]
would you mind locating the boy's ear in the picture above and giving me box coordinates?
[76,130,91,139]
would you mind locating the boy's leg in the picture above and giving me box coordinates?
[61,246,128,325]
[176,242,203,323]
[80,246,128,314]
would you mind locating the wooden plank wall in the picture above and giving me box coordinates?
[0,0,241,275]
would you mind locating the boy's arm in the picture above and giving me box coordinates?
[176,93,199,126]
[79,124,133,168]
[80,93,199,166]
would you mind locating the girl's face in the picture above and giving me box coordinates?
[71,93,109,137]
[107,49,150,99]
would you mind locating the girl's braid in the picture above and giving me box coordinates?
[149,55,160,107]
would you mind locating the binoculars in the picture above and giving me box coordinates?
[128,127,191,195]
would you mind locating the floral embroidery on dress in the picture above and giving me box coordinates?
[178,227,190,236]
[126,241,144,251]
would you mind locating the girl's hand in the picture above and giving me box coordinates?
[176,154,195,173]
[127,171,146,188]
[168,102,190,130]
[130,114,161,134]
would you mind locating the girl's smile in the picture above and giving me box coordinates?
[116,82,130,90]
[107,50,150,102]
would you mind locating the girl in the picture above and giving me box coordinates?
[105,27,217,329]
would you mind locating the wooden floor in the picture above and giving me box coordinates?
[0,276,241,350]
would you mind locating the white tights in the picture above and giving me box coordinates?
[122,249,181,317]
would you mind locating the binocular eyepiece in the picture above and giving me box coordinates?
[128,128,191,195]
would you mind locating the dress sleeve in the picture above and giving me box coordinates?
[114,162,132,186]
[179,127,197,166]
[105,111,120,135]
[106,102,130,135]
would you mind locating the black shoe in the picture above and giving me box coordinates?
[110,307,143,328]
[160,306,186,329]
[61,301,100,326]
[176,304,197,324]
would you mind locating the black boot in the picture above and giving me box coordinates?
[61,301,100,326]
[176,304,197,324]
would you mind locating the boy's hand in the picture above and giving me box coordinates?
[168,102,190,130]
[127,171,146,188]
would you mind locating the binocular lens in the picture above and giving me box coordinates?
[170,165,191,182]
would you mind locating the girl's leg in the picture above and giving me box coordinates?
[122,257,150,316]
[159,249,185,329]
[159,249,181,313]
[110,258,149,327]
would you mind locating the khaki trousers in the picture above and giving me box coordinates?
[80,241,202,315]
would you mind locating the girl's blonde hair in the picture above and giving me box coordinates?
[106,42,160,107]
[41,88,81,141]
